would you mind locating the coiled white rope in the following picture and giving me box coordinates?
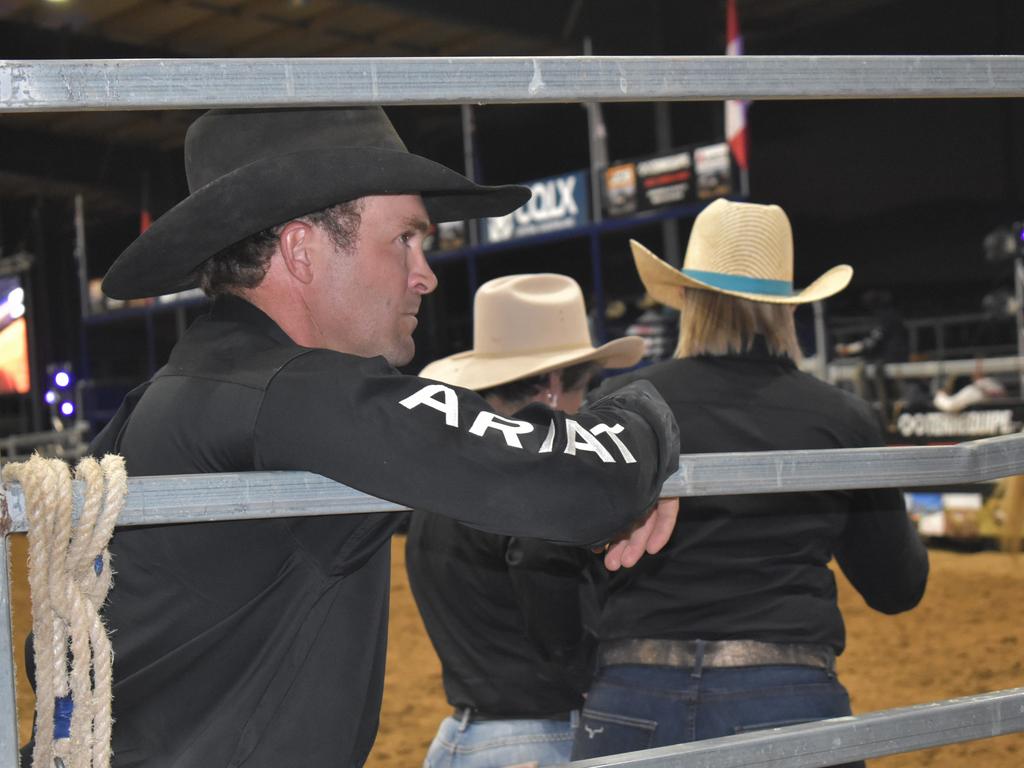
[3,454,125,768]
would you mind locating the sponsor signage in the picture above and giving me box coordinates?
[893,408,1022,440]
[482,170,590,244]
[602,141,737,218]
[694,142,734,200]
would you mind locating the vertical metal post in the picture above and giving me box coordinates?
[73,195,89,320]
[583,37,609,342]
[1015,256,1024,395]
[583,38,607,227]
[461,104,481,319]
[460,104,480,249]
[590,232,607,343]
[0,534,22,766]
[654,103,683,269]
[813,301,828,381]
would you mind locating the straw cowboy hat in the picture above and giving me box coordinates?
[420,274,644,391]
[631,198,852,308]
[103,107,530,299]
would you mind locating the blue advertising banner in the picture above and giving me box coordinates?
[482,169,590,243]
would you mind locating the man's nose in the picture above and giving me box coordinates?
[411,248,438,295]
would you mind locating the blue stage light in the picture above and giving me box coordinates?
[44,390,57,405]
[60,401,75,417]
[54,371,71,388]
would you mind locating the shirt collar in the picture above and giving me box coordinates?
[696,335,797,368]
[209,293,296,348]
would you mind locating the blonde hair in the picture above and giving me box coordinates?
[675,287,803,361]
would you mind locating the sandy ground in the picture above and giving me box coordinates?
[368,537,1024,768]
[8,535,1024,766]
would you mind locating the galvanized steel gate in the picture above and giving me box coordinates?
[3,54,1024,767]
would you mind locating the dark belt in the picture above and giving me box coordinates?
[599,638,835,671]
[453,707,574,723]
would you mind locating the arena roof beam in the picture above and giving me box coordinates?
[3,433,1022,532]
[3,55,1024,113]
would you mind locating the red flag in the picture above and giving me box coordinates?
[725,0,749,171]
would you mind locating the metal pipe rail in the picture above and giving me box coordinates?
[2,433,1022,533]
[567,687,1024,767]
[822,355,1024,382]
[3,55,1024,113]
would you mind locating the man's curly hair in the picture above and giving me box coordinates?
[196,199,363,297]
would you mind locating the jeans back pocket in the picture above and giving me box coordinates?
[572,708,657,760]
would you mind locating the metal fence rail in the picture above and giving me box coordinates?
[4,55,1024,112]
[2,434,1022,532]
[823,355,1024,382]
[567,687,1024,767]
[1,436,1023,765]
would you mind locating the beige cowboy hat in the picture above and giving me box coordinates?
[632,198,853,308]
[420,273,644,391]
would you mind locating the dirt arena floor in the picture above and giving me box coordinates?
[9,535,1024,766]
[369,537,1024,768]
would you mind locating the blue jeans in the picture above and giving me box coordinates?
[424,711,578,768]
[572,661,863,767]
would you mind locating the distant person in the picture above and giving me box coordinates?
[408,273,645,768]
[835,288,910,421]
[624,293,677,364]
[834,289,909,365]
[571,199,929,766]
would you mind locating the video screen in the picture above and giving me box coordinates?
[0,276,30,395]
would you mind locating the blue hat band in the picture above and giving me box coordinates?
[682,268,794,297]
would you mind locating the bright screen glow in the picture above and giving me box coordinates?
[0,276,30,395]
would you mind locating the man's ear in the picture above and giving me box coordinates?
[278,220,315,284]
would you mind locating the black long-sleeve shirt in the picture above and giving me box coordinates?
[405,514,603,717]
[590,340,928,653]
[90,295,679,767]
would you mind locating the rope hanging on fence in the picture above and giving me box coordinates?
[2,454,125,768]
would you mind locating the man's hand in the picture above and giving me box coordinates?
[602,497,679,571]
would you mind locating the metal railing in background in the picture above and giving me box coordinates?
[0,423,90,465]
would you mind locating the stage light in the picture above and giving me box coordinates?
[984,222,1024,262]
[60,401,75,417]
[54,371,71,388]
[44,390,57,405]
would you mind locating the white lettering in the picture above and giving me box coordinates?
[399,384,459,427]
[636,152,691,176]
[564,419,615,463]
[896,410,1017,438]
[539,420,556,453]
[469,411,535,448]
[589,423,636,464]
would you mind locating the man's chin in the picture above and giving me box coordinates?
[387,340,416,369]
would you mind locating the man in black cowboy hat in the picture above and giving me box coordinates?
[79,107,681,768]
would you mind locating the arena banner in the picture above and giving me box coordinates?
[892,407,1023,442]
[425,220,467,252]
[602,141,737,218]
[482,170,590,243]
[694,141,734,200]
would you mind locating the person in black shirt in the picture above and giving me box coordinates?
[571,199,929,765]
[68,107,682,768]
[407,273,645,767]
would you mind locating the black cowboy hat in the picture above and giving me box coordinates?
[102,107,530,299]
